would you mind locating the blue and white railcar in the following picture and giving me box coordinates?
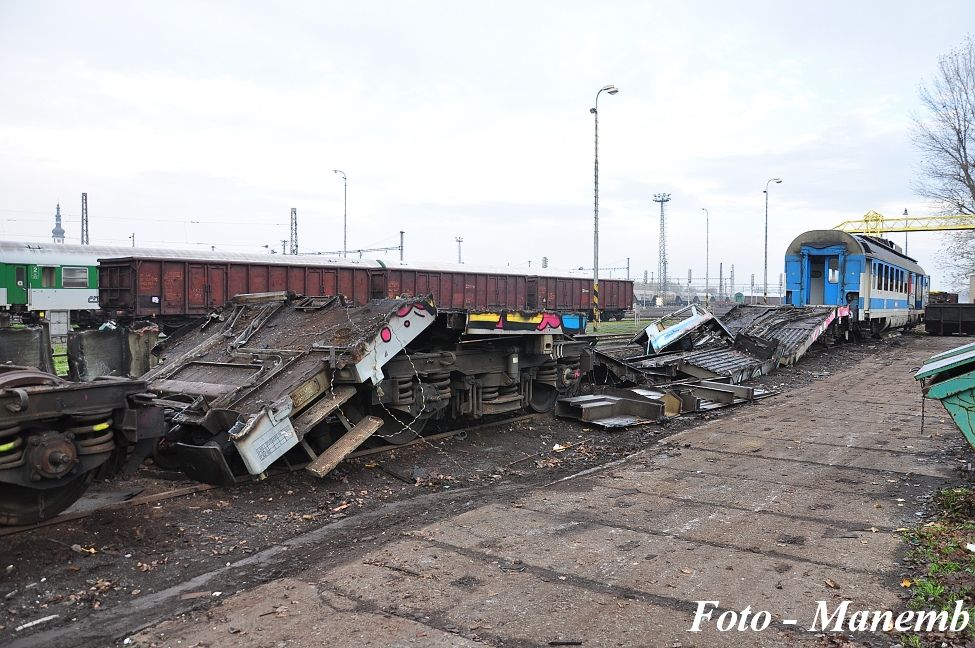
[784,230,928,334]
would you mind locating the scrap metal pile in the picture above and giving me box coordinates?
[558,303,848,427]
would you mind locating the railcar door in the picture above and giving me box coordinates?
[7,265,28,307]
[823,257,840,305]
[207,265,226,307]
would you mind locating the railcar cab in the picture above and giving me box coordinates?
[784,230,928,333]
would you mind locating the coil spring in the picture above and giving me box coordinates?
[481,385,500,401]
[0,423,25,468]
[499,384,518,396]
[536,363,558,387]
[66,411,116,456]
[422,372,451,400]
[394,377,414,404]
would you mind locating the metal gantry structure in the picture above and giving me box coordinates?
[653,193,671,294]
[833,210,975,234]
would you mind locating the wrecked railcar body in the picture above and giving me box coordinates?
[560,304,849,427]
[144,292,587,485]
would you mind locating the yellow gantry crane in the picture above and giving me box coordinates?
[833,210,975,234]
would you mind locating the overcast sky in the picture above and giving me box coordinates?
[1,1,972,293]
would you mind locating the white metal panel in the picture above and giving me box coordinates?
[28,288,99,311]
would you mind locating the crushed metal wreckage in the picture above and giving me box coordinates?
[557,304,851,428]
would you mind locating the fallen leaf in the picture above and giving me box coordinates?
[70,544,97,555]
[824,578,840,589]
[901,579,912,588]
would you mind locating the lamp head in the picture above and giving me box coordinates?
[601,84,619,94]
[772,178,782,184]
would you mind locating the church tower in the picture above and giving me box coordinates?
[52,203,65,244]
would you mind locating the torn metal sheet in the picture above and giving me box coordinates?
[0,325,56,374]
[592,304,845,389]
[554,394,663,427]
[67,325,160,381]
[557,379,772,428]
[629,304,734,354]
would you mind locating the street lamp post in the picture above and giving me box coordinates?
[701,208,709,305]
[455,236,463,264]
[332,170,347,257]
[590,84,619,331]
[763,177,782,303]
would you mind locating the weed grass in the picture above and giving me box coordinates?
[901,487,975,646]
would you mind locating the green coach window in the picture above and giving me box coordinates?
[62,266,89,288]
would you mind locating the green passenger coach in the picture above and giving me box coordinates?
[0,241,103,324]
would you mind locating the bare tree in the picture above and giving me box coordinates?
[914,36,975,288]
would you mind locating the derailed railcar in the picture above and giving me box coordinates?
[144,292,588,485]
[784,230,928,335]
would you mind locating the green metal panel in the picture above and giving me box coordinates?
[917,344,975,450]
[3,263,29,305]
[915,343,975,379]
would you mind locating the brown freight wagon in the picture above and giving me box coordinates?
[98,255,633,324]
[384,268,631,317]
[99,256,372,323]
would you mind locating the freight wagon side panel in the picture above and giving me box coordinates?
[475,274,488,309]
[305,268,323,297]
[354,269,369,305]
[136,261,162,316]
[323,269,337,297]
[486,275,498,308]
[287,267,304,295]
[207,265,226,307]
[187,264,207,311]
[269,266,287,292]
[228,265,249,299]
[249,266,269,293]
[387,270,402,298]
[162,262,186,315]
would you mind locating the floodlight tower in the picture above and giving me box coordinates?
[652,193,671,294]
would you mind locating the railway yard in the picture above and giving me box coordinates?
[7,6,975,647]
[1,329,974,647]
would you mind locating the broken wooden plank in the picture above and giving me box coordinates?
[305,415,384,478]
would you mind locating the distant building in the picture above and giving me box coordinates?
[52,203,65,244]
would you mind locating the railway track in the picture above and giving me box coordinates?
[0,413,538,537]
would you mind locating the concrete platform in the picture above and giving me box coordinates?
[126,335,969,647]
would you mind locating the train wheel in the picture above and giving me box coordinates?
[528,381,559,413]
[371,409,429,445]
[0,473,94,526]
